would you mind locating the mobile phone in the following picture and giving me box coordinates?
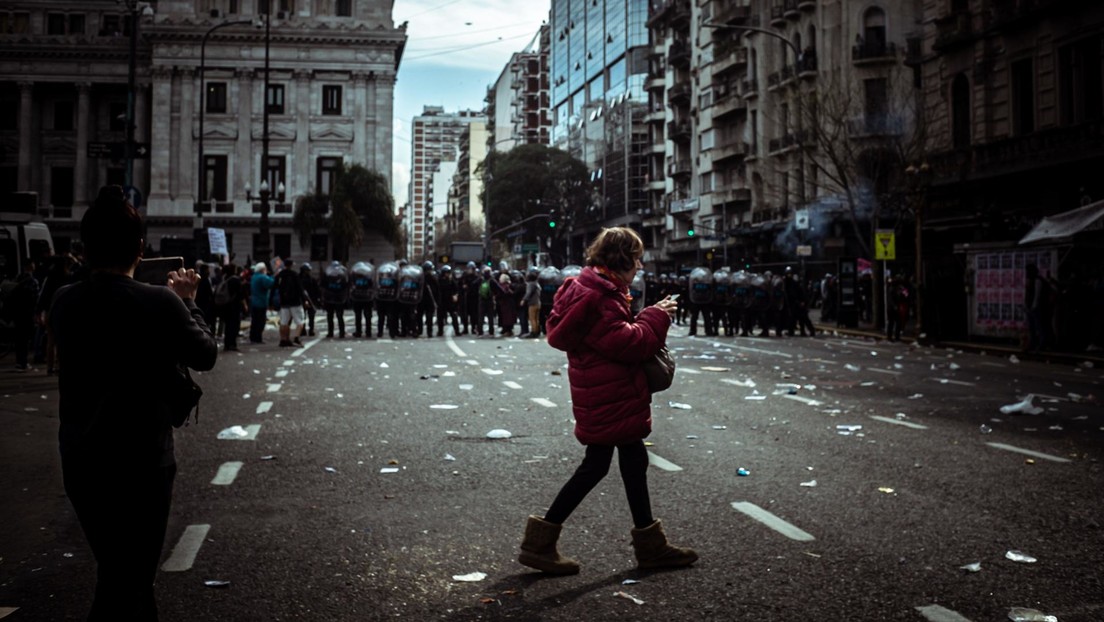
[668,293,680,301]
[134,256,185,285]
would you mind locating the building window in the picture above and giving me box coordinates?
[951,73,971,148]
[336,0,352,17]
[202,155,228,202]
[317,157,341,196]
[266,84,285,114]
[228,0,240,14]
[47,13,66,35]
[310,234,328,260]
[0,166,18,197]
[206,82,228,113]
[51,167,75,207]
[274,234,291,259]
[322,85,342,115]
[863,78,888,132]
[1010,58,1035,135]
[99,14,122,36]
[862,7,887,55]
[0,12,31,34]
[54,101,74,131]
[1058,36,1104,126]
[264,155,286,195]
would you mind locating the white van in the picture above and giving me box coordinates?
[1,192,56,302]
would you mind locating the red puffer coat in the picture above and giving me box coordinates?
[546,267,671,445]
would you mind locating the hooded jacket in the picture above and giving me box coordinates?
[546,266,670,445]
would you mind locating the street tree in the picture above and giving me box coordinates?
[292,164,399,262]
[480,143,591,235]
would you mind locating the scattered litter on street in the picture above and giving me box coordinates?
[949,363,961,370]
[836,425,863,435]
[204,580,231,588]
[800,480,817,487]
[686,435,699,440]
[379,362,389,368]
[877,487,895,494]
[260,455,276,461]
[486,429,512,439]
[444,453,456,461]
[980,424,993,434]
[1005,550,1037,563]
[613,591,645,605]
[1007,607,1058,622]
[1009,355,1020,364]
[1000,395,1044,415]
[430,404,459,410]
[217,426,248,439]
[323,467,337,473]
[745,392,766,401]
[712,425,727,430]
[1025,459,1036,465]
[433,364,448,369]
[380,467,400,474]
[701,366,730,372]
[844,364,861,372]
[458,384,473,391]
[668,401,692,409]
[960,562,982,573]
[621,579,640,585]
[907,393,924,400]
[737,468,750,476]
[452,572,486,582]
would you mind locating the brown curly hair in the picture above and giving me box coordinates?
[584,227,644,272]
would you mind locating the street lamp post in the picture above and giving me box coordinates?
[123,1,154,190]
[197,18,253,213]
[254,11,274,264]
[906,161,932,341]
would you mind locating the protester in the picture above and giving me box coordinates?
[215,263,244,351]
[274,259,305,347]
[48,184,217,620]
[249,262,273,344]
[521,270,541,338]
[300,262,320,337]
[6,258,38,371]
[518,227,696,574]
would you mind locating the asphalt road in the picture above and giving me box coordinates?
[1,318,1102,622]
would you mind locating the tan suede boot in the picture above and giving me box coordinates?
[518,515,580,575]
[630,520,698,569]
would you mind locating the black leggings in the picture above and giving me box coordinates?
[544,441,654,529]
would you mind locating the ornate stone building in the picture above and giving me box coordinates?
[0,0,406,263]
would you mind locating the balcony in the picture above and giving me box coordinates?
[712,45,748,76]
[714,0,751,25]
[713,140,748,164]
[784,0,800,19]
[798,0,815,11]
[668,40,692,68]
[847,114,905,137]
[714,187,752,205]
[904,35,923,67]
[712,90,747,120]
[668,82,692,106]
[852,40,898,65]
[770,3,785,27]
[646,74,665,92]
[797,54,817,78]
[741,77,759,99]
[933,11,974,52]
[644,107,665,124]
[668,160,693,178]
[668,196,699,213]
[667,119,692,143]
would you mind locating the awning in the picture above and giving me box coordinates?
[1018,199,1104,245]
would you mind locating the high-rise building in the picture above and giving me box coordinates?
[487,25,552,152]
[549,0,653,263]
[0,0,406,263]
[408,106,485,260]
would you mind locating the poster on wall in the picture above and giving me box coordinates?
[969,247,1057,339]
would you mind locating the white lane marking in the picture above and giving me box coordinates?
[266,383,282,393]
[647,452,684,472]
[256,401,273,414]
[782,394,823,407]
[481,368,504,376]
[282,359,296,367]
[291,337,321,357]
[866,367,902,376]
[503,381,523,390]
[720,378,756,388]
[730,345,794,358]
[211,462,244,486]
[927,377,976,387]
[274,369,289,378]
[445,332,468,358]
[465,359,480,366]
[678,368,703,374]
[0,608,19,619]
[161,524,211,572]
[985,442,1072,463]
[730,502,815,542]
[530,397,557,408]
[915,604,974,622]
[869,415,929,430]
[219,424,262,441]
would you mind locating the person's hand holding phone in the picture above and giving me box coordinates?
[167,268,200,301]
[654,294,678,318]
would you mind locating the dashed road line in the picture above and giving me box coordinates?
[927,377,976,387]
[503,381,523,390]
[291,337,321,357]
[720,378,757,388]
[266,383,282,393]
[985,442,1072,463]
[161,524,211,572]
[256,401,273,414]
[530,397,557,408]
[869,415,928,430]
[647,452,683,472]
[782,394,823,407]
[915,604,974,622]
[481,368,504,376]
[274,369,289,378]
[730,502,815,542]
[211,462,244,486]
[866,367,902,376]
[445,333,468,358]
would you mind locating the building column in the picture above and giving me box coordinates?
[133,82,151,201]
[18,81,33,190]
[373,73,395,188]
[157,66,184,204]
[75,82,91,208]
[352,71,368,166]
[235,68,254,202]
[294,69,311,195]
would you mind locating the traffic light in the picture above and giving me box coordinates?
[548,210,557,229]
[687,227,695,237]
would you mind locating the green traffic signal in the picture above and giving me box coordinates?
[549,220,556,228]
[687,229,695,237]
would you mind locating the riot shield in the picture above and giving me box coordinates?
[731,270,751,308]
[538,266,562,307]
[630,271,646,316]
[322,261,350,305]
[397,264,424,305]
[712,268,732,306]
[376,261,400,302]
[349,261,375,303]
[688,267,714,305]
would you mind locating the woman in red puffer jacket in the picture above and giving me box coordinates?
[517,227,697,575]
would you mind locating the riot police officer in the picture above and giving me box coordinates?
[769,271,788,337]
[711,268,732,336]
[459,262,481,335]
[375,261,400,338]
[748,272,769,336]
[537,266,562,336]
[688,267,714,337]
[321,261,350,338]
[417,261,438,337]
[397,261,424,337]
[349,261,375,338]
[436,264,462,336]
[730,270,751,337]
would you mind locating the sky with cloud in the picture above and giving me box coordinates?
[390,0,551,208]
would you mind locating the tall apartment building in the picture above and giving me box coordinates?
[487,25,553,152]
[648,0,923,271]
[408,106,485,260]
[446,121,488,245]
[549,0,654,264]
[0,0,405,263]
